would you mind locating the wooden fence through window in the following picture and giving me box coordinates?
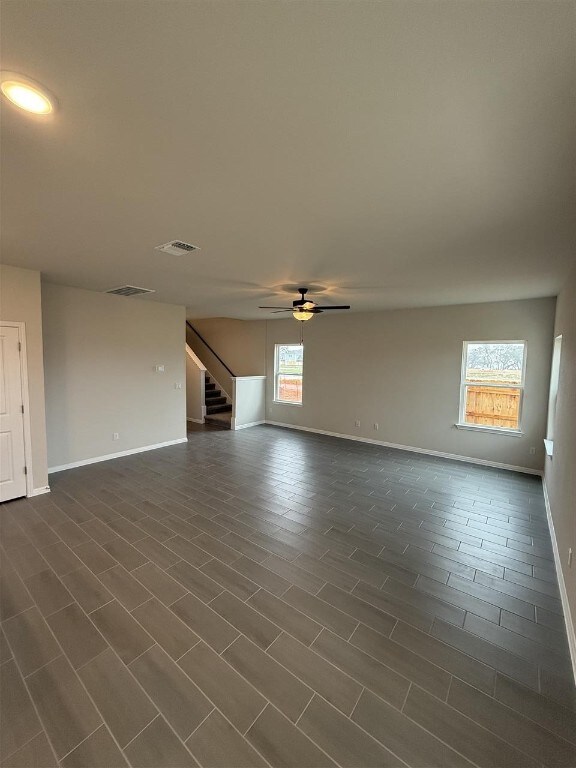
[465,386,520,429]
[278,375,303,403]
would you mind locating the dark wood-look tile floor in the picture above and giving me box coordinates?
[1,425,575,768]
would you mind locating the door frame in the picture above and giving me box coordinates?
[1,321,34,498]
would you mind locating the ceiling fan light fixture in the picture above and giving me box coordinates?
[293,309,314,321]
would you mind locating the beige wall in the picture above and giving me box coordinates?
[544,267,576,650]
[0,265,49,492]
[265,298,556,472]
[43,284,186,470]
[189,318,266,377]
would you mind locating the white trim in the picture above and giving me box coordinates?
[0,321,35,497]
[186,344,206,371]
[454,423,524,437]
[231,376,266,381]
[29,486,51,496]
[48,437,188,474]
[265,421,542,475]
[231,419,266,431]
[546,334,563,443]
[543,439,554,457]
[542,479,576,685]
[187,417,204,424]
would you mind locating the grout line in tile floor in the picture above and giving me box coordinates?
[120,713,162,751]
[348,686,365,720]
[173,640,201,664]
[182,705,216,742]
[1,727,48,766]
[56,723,105,764]
[86,597,117,615]
[240,701,270,740]
[293,693,315,727]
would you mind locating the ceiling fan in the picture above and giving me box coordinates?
[259,288,351,322]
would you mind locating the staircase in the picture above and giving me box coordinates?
[205,374,232,426]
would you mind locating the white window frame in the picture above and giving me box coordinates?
[456,340,527,436]
[274,343,304,406]
[544,334,562,456]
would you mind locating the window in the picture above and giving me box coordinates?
[274,344,303,404]
[458,341,526,433]
[545,335,562,455]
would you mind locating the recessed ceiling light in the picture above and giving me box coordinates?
[0,71,55,115]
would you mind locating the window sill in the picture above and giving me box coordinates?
[544,439,554,457]
[454,423,524,437]
[273,400,303,407]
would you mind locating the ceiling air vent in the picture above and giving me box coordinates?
[105,285,156,297]
[155,240,200,256]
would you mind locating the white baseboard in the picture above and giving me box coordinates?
[232,419,266,431]
[48,438,188,474]
[187,417,205,424]
[265,421,542,475]
[542,479,576,685]
[28,486,51,497]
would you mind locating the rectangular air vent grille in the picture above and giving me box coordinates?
[171,241,197,251]
[105,285,156,297]
[155,240,200,256]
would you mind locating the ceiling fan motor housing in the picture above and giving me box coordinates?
[293,288,315,309]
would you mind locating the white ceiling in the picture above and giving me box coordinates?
[1,1,575,319]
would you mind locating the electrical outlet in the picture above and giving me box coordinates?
[373,423,379,430]
[355,420,360,427]
[113,433,119,441]
[569,548,573,568]
[174,382,182,389]
[529,446,536,455]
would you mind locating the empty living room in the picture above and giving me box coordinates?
[0,1,575,767]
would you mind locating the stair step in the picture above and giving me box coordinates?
[205,412,232,428]
[205,396,226,406]
[205,382,216,391]
[205,390,222,400]
[206,403,232,415]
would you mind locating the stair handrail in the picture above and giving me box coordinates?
[186,321,236,378]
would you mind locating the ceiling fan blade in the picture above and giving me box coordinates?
[271,309,293,313]
[313,305,351,310]
[258,306,291,309]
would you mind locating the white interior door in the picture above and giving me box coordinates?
[0,325,27,501]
